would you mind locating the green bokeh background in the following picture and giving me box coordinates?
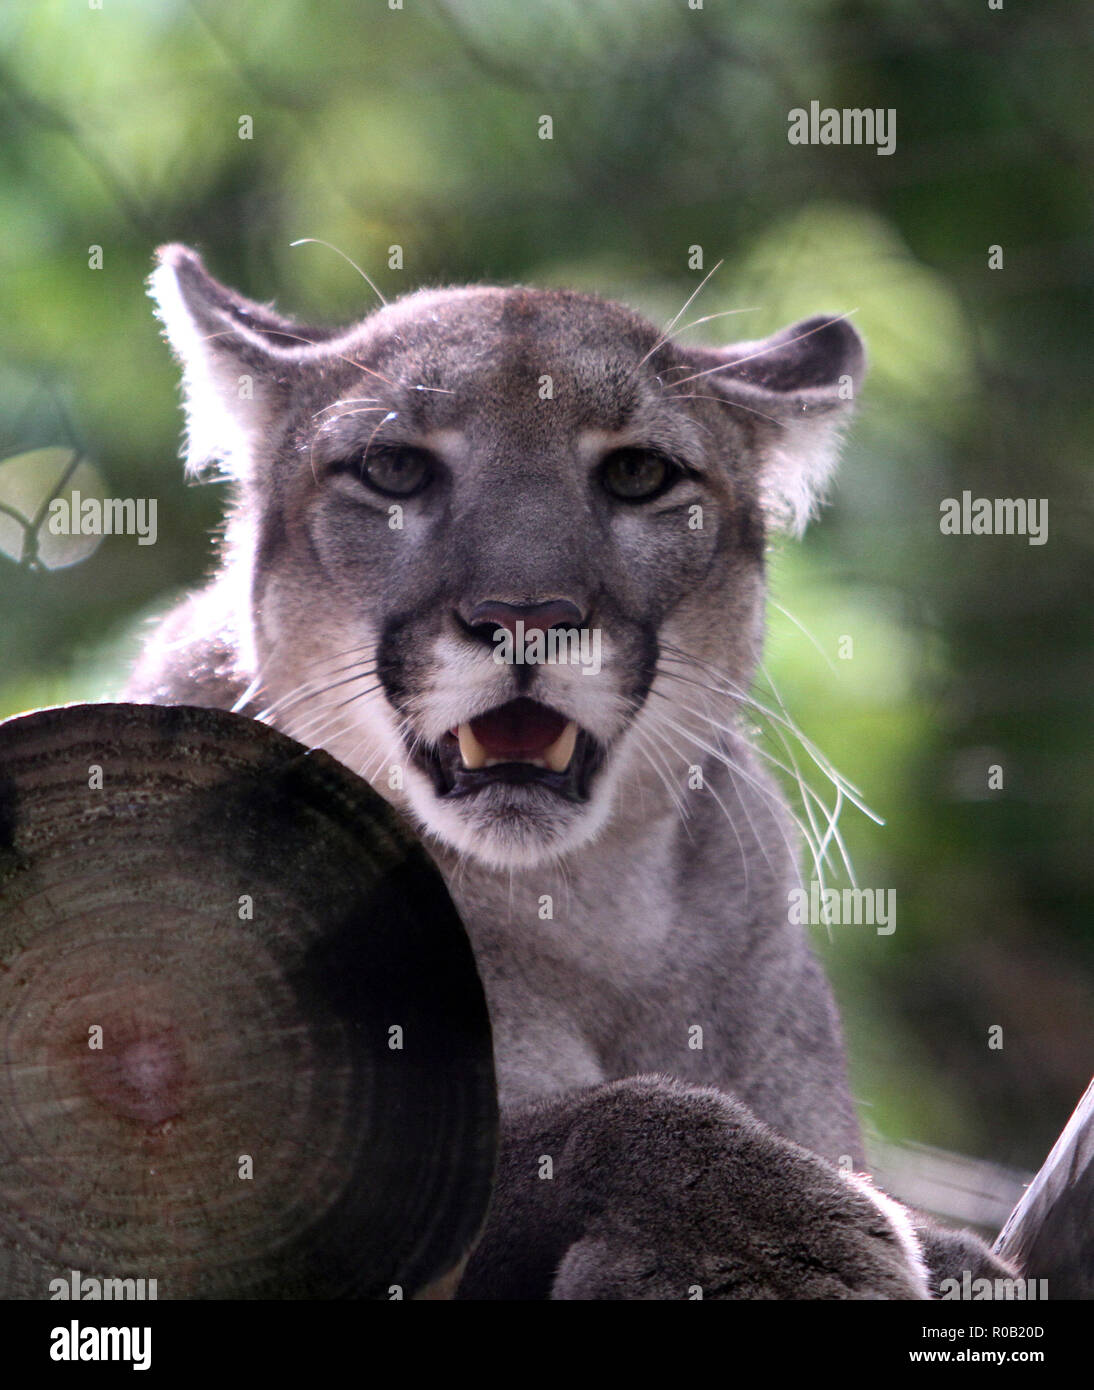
[1,0,1090,1177]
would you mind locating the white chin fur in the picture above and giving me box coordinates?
[400,759,620,870]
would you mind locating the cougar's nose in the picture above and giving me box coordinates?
[461,598,586,648]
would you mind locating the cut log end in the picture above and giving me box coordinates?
[0,702,497,1299]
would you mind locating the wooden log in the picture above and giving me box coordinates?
[0,703,497,1299]
[994,1077,1094,1297]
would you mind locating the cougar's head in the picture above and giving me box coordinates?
[151,246,863,869]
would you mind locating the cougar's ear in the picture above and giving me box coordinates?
[148,244,328,478]
[685,315,865,534]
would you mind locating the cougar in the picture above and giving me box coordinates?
[126,245,1008,1298]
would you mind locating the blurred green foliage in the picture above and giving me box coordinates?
[1,0,1090,1170]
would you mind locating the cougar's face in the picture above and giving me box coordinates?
[153,247,859,870]
[252,289,766,868]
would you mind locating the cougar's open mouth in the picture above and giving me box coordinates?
[416,697,605,802]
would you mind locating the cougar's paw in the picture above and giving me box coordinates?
[913,1219,1020,1296]
[549,1077,930,1300]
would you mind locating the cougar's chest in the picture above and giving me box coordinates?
[435,822,687,1105]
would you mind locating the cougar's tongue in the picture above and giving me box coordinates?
[454,698,578,772]
[471,699,566,757]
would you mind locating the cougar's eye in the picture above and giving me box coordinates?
[599,448,678,502]
[346,445,435,497]
[332,444,433,500]
[331,445,434,496]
